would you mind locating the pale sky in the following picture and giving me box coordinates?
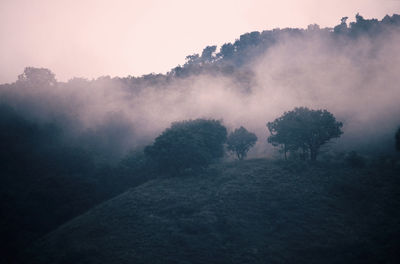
[1,0,399,83]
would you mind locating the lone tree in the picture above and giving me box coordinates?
[267,107,343,161]
[227,126,258,160]
[144,119,227,174]
[17,67,57,87]
[396,127,400,152]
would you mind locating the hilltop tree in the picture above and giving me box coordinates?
[218,43,235,60]
[201,45,217,62]
[267,107,343,161]
[227,126,258,160]
[267,114,299,160]
[334,17,349,34]
[144,119,227,174]
[17,67,57,87]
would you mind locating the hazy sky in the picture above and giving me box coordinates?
[1,0,400,83]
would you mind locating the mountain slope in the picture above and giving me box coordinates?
[26,159,400,264]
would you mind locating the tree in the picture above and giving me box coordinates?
[267,113,300,160]
[218,43,235,59]
[144,119,227,174]
[267,107,343,161]
[201,45,217,63]
[334,17,349,34]
[17,67,57,87]
[227,126,257,160]
[396,127,400,152]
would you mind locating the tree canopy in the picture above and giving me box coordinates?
[17,67,57,87]
[144,119,227,174]
[267,107,343,161]
[227,126,258,160]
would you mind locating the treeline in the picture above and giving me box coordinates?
[4,14,397,90]
[110,14,400,88]
[142,109,399,174]
[169,13,400,79]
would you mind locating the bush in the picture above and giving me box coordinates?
[144,119,227,174]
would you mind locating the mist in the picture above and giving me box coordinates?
[2,0,399,84]
[1,15,400,161]
[2,14,400,264]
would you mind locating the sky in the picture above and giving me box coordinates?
[1,0,400,83]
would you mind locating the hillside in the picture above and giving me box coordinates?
[26,159,400,264]
[2,14,400,263]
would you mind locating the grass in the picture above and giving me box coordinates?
[25,159,400,264]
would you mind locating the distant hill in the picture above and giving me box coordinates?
[26,159,400,264]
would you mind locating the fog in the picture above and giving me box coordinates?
[1,0,400,83]
[3,10,400,264]
[1,17,400,160]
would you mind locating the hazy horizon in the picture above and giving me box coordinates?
[1,0,400,83]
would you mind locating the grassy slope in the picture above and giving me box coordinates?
[26,159,400,264]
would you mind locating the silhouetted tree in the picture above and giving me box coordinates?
[267,107,343,161]
[218,43,235,59]
[267,112,301,160]
[144,119,227,174]
[307,24,320,31]
[227,126,257,160]
[185,54,200,65]
[334,17,349,34]
[201,45,217,62]
[236,31,261,52]
[396,127,400,152]
[17,67,57,87]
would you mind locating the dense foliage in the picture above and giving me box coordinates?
[227,126,258,160]
[267,107,343,161]
[145,119,227,174]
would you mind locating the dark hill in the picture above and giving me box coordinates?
[26,159,400,264]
